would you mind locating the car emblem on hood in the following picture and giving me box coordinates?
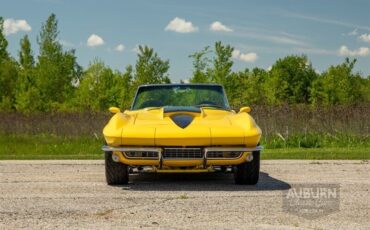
[170,114,194,129]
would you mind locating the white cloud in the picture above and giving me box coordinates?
[165,17,198,33]
[115,44,125,52]
[87,34,104,47]
[3,18,31,35]
[359,34,370,43]
[210,21,233,32]
[347,29,358,36]
[338,45,369,57]
[239,52,258,62]
[232,49,258,63]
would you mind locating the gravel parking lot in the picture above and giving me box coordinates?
[0,160,369,229]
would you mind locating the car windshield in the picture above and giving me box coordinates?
[131,84,230,110]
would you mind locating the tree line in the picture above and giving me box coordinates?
[0,14,369,112]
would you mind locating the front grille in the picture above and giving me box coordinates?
[207,151,243,159]
[122,148,244,160]
[124,151,159,159]
[163,148,203,159]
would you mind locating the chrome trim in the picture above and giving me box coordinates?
[206,151,243,160]
[203,150,207,168]
[102,145,263,153]
[123,151,159,159]
[102,145,162,153]
[159,149,163,169]
[204,146,263,153]
[102,145,263,164]
[204,146,263,160]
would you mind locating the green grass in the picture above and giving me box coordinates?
[262,148,370,160]
[261,132,370,148]
[0,134,103,160]
[0,134,369,160]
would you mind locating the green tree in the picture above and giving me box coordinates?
[0,17,18,111]
[211,41,234,85]
[19,35,34,69]
[188,41,235,103]
[0,61,18,111]
[189,46,211,83]
[120,65,134,109]
[75,59,129,111]
[265,55,317,104]
[310,58,367,105]
[132,45,170,89]
[35,13,81,111]
[15,35,43,112]
[364,76,370,102]
[0,17,9,60]
[227,68,268,108]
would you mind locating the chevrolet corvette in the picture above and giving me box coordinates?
[102,84,262,185]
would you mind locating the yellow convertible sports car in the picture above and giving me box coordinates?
[102,84,262,185]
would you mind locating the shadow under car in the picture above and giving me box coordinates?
[116,171,291,191]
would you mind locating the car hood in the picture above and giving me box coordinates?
[103,107,261,147]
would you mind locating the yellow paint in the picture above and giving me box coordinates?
[105,107,261,170]
[104,107,261,147]
[109,107,121,114]
[239,106,251,113]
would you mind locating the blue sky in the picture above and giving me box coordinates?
[1,0,370,81]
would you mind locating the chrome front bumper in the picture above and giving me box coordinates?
[101,146,263,153]
[102,145,263,168]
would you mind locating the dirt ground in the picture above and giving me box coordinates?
[0,160,369,229]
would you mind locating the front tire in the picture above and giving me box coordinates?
[234,151,260,185]
[105,151,129,185]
